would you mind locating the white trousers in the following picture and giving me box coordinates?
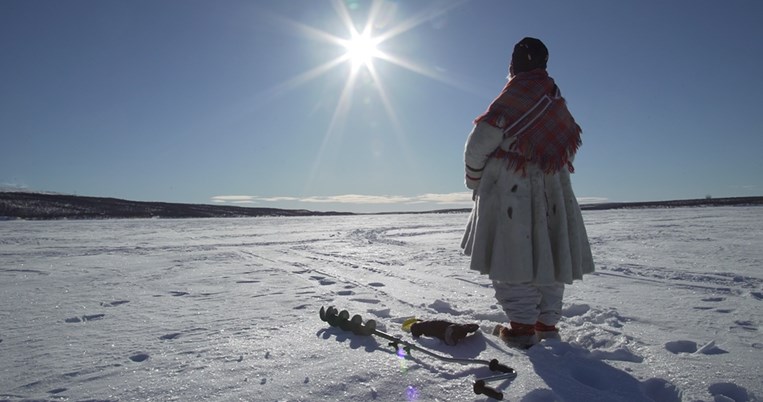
[493,281,565,326]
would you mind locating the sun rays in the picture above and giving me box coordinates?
[258,0,470,193]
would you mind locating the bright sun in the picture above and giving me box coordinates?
[266,0,465,191]
[341,30,381,71]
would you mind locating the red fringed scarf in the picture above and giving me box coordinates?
[474,69,582,174]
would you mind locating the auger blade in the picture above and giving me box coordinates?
[350,314,365,335]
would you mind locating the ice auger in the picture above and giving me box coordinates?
[319,305,516,400]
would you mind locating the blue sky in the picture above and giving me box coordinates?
[2,0,762,213]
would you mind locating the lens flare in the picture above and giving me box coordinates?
[406,385,419,400]
[396,345,409,373]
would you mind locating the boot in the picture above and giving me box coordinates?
[535,321,561,341]
[493,321,537,349]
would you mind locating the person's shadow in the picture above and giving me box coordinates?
[522,340,682,402]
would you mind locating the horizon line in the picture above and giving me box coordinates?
[209,193,610,207]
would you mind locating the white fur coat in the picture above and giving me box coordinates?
[461,122,595,284]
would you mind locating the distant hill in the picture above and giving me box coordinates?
[0,191,761,220]
[578,196,763,211]
[0,192,350,220]
[396,196,763,215]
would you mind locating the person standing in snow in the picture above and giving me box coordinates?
[461,37,595,348]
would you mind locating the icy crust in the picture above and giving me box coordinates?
[0,207,761,401]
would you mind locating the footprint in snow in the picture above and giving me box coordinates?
[65,314,106,323]
[351,298,381,304]
[641,378,682,402]
[664,340,727,355]
[692,296,727,310]
[428,299,462,316]
[731,320,758,331]
[129,353,150,362]
[665,340,699,354]
[101,300,130,307]
[708,382,754,402]
[159,333,182,340]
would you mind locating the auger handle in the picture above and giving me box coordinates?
[489,359,514,373]
[473,380,503,400]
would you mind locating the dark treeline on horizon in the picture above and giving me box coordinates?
[0,191,762,220]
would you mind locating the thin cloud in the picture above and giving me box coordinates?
[212,193,474,206]
[257,196,301,202]
[301,194,414,204]
[577,197,609,204]
[211,193,604,207]
[211,195,256,203]
[415,192,472,204]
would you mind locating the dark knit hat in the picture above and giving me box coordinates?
[511,37,549,74]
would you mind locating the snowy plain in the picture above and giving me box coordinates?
[0,206,761,402]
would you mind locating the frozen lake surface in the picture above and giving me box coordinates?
[1,207,761,401]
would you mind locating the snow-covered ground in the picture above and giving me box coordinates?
[1,207,761,401]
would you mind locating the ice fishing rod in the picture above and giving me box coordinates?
[319,305,516,400]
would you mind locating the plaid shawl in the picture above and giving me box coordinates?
[475,69,582,174]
